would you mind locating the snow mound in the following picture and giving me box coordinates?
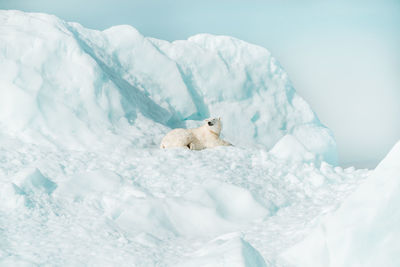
[281,140,400,267]
[270,134,316,163]
[0,10,336,163]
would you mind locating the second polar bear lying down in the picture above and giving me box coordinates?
[160,118,232,150]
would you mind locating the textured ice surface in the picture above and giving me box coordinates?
[0,10,388,267]
[281,141,400,267]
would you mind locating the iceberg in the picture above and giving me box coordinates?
[0,10,336,164]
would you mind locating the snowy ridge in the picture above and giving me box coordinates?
[1,10,396,267]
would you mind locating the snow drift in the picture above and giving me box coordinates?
[281,140,400,267]
[0,10,336,164]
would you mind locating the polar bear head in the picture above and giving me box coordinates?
[204,117,222,135]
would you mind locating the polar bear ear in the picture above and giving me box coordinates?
[218,117,221,121]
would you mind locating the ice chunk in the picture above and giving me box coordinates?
[281,140,400,267]
[7,168,57,209]
[12,168,57,196]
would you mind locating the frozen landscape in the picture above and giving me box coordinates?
[0,10,398,266]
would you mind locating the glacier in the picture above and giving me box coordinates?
[0,9,398,267]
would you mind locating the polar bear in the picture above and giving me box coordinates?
[160,117,232,150]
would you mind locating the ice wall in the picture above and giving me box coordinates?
[281,140,400,267]
[0,10,336,163]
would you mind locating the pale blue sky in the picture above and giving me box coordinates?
[1,0,399,168]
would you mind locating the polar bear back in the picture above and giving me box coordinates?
[191,127,218,148]
[160,128,193,148]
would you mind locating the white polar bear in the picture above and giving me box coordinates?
[160,118,232,150]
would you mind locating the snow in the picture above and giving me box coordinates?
[0,9,396,267]
[281,140,400,267]
[0,140,370,266]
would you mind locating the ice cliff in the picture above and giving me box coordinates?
[0,10,336,164]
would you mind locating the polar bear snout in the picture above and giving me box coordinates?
[208,121,214,126]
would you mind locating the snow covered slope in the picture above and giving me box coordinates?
[281,140,400,267]
[0,139,370,266]
[0,10,380,267]
[0,10,336,164]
